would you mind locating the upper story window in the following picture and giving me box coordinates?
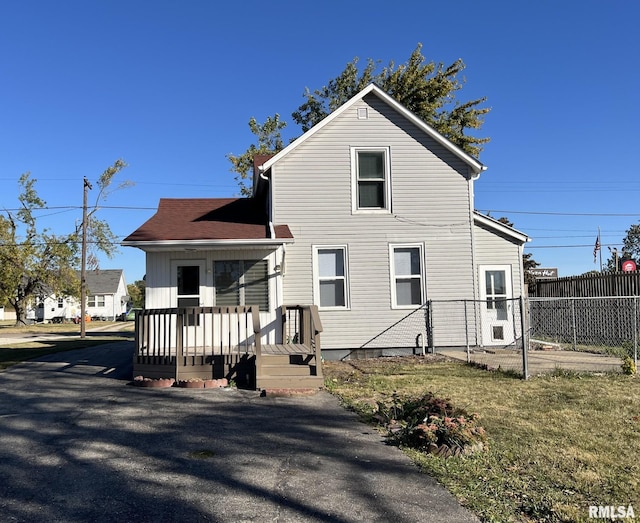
[351,147,391,213]
[57,297,64,309]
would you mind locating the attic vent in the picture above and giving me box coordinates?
[357,107,368,120]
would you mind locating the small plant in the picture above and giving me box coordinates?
[374,391,487,457]
[622,356,637,375]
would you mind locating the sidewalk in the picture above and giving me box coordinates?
[0,341,479,522]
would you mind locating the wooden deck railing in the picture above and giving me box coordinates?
[134,304,323,386]
[280,304,323,356]
[135,306,261,358]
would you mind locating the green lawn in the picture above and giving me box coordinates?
[0,322,133,371]
[323,357,640,523]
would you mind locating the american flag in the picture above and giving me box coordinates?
[593,235,601,263]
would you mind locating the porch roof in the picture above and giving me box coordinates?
[122,198,293,249]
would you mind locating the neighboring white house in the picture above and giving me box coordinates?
[26,269,129,322]
[123,84,529,357]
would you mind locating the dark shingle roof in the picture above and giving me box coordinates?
[84,269,124,295]
[123,198,293,243]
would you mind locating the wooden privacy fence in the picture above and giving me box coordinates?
[531,272,640,297]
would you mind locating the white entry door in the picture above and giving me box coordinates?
[479,265,515,346]
[171,260,206,340]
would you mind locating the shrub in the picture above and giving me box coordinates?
[622,356,637,375]
[375,392,487,457]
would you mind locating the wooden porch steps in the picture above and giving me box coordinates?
[256,350,324,391]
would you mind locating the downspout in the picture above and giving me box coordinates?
[259,169,276,240]
[469,165,486,347]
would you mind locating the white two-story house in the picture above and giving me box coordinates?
[124,84,528,363]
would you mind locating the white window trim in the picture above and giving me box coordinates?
[312,245,350,310]
[389,243,426,309]
[350,146,392,214]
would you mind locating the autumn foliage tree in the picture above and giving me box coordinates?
[230,43,490,196]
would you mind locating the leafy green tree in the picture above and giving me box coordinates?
[227,115,287,196]
[0,161,129,325]
[127,279,146,309]
[229,44,490,196]
[292,43,490,158]
[604,223,640,272]
[85,159,131,269]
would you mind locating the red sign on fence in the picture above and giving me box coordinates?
[622,260,637,272]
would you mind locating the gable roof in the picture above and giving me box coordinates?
[122,198,294,249]
[473,212,530,245]
[258,83,486,177]
[84,269,125,295]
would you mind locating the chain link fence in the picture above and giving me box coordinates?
[529,296,639,363]
[347,297,632,378]
[353,298,529,377]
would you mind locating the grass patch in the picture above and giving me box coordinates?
[0,335,133,370]
[0,321,134,334]
[324,357,640,522]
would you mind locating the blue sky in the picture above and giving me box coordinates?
[1,1,638,285]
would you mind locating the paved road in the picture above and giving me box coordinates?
[0,342,479,522]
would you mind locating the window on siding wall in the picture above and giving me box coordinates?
[314,247,349,309]
[88,295,105,307]
[391,245,424,308]
[214,260,268,311]
[351,147,391,212]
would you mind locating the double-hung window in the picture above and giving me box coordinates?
[351,147,391,212]
[390,245,425,308]
[314,246,349,309]
[87,295,105,307]
[214,260,269,311]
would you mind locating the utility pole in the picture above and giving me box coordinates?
[81,177,92,339]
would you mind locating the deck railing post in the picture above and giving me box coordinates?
[176,310,183,382]
[309,305,323,371]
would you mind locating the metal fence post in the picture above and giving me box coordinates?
[634,297,638,369]
[464,300,470,363]
[571,298,577,351]
[520,295,529,380]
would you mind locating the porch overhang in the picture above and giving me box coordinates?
[122,237,294,252]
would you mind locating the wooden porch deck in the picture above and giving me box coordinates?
[133,305,324,390]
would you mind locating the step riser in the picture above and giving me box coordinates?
[261,365,317,377]
[260,354,315,366]
[256,376,325,390]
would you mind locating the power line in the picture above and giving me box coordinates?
[480,209,640,217]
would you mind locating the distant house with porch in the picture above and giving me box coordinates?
[123,83,529,388]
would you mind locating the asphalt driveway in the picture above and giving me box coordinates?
[0,341,479,522]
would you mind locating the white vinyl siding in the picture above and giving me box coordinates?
[313,246,349,309]
[390,244,425,308]
[351,147,391,213]
[272,94,476,349]
[473,220,525,299]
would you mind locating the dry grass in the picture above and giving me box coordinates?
[324,356,640,522]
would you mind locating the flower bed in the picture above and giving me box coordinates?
[132,376,175,388]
